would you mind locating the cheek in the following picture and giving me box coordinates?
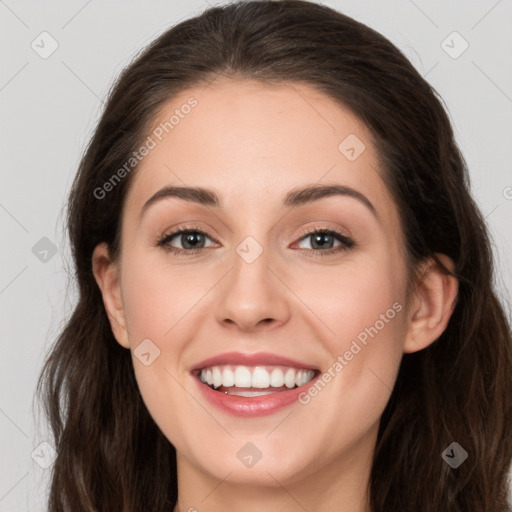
[290,252,406,413]
[118,252,221,445]
[292,252,405,348]
[286,267,405,468]
[120,253,210,342]
[119,257,201,446]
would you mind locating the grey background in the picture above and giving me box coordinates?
[1,0,511,509]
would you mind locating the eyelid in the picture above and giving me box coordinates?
[290,225,355,253]
[156,224,219,250]
[158,222,217,238]
[294,225,350,242]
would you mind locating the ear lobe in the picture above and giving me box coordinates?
[403,253,459,354]
[92,242,130,349]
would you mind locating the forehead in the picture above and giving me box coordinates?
[123,78,396,226]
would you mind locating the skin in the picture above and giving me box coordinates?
[93,78,458,512]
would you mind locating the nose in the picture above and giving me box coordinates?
[214,246,291,333]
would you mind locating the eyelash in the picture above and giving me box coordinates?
[156,225,355,258]
[156,225,215,256]
[294,227,355,257]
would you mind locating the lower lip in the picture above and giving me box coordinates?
[193,374,319,417]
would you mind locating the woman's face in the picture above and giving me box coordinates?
[100,79,413,491]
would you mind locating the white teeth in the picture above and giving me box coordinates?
[212,367,222,388]
[284,368,296,389]
[234,366,252,387]
[199,365,316,390]
[223,368,235,387]
[295,370,311,387]
[252,367,270,388]
[270,368,284,387]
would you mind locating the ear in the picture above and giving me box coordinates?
[403,253,459,354]
[92,242,130,349]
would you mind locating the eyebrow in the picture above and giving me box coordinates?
[283,184,377,217]
[139,183,378,220]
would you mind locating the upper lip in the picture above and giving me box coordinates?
[190,352,320,373]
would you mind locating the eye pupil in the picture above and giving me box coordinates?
[182,232,205,249]
[311,233,334,249]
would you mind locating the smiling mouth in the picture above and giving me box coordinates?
[194,364,320,397]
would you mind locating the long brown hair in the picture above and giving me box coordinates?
[37,1,512,510]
